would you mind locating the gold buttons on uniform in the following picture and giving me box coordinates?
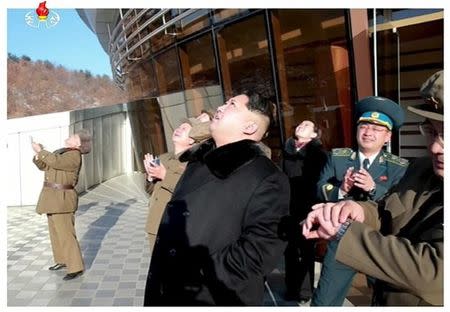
[326,184,333,191]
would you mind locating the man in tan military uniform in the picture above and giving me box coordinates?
[303,70,444,306]
[143,114,211,255]
[32,129,91,281]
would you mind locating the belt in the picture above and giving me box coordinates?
[43,182,74,190]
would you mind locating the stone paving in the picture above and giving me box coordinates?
[7,172,361,306]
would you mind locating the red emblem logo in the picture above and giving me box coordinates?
[379,176,388,182]
[36,2,49,21]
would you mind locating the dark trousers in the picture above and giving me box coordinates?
[311,239,355,306]
[284,236,315,298]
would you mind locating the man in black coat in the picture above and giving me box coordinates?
[281,120,327,302]
[144,91,290,306]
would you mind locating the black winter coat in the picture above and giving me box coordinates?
[282,138,327,220]
[144,139,290,306]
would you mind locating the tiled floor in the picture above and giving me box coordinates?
[7,172,362,306]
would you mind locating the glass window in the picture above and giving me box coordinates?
[216,13,281,162]
[177,9,211,38]
[373,15,443,158]
[179,33,219,89]
[271,9,353,150]
[150,13,177,53]
[138,61,158,98]
[212,9,250,23]
[127,98,167,172]
[153,48,182,95]
[125,60,157,100]
[216,13,274,98]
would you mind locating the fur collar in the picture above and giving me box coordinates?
[180,139,265,178]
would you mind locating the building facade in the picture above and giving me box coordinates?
[78,8,443,167]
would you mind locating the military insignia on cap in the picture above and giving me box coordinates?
[430,97,440,110]
[326,184,333,191]
[356,96,405,130]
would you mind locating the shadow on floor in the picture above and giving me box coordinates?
[80,199,137,269]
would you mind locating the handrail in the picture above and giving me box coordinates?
[109,9,199,85]
[112,9,197,66]
[111,9,170,60]
[109,9,150,51]
[109,8,139,40]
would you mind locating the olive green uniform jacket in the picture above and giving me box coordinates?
[33,148,81,214]
[336,157,443,306]
[33,147,84,273]
[145,153,186,250]
[317,148,408,202]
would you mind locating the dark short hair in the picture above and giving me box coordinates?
[240,90,274,125]
[313,123,322,138]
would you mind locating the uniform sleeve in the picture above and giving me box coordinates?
[159,160,185,193]
[316,152,339,202]
[35,150,81,171]
[207,172,290,302]
[336,221,443,305]
[32,155,49,171]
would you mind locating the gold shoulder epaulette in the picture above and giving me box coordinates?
[332,148,353,157]
[383,152,409,167]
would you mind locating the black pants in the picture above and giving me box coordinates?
[284,236,315,298]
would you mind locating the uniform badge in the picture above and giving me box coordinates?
[371,112,380,118]
[326,184,333,191]
[379,176,388,182]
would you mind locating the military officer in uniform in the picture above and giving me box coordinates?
[312,96,409,306]
[304,70,443,306]
[144,114,211,256]
[32,130,91,281]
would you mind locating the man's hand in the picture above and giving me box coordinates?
[302,209,341,240]
[32,142,42,154]
[143,153,166,181]
[302,201,365,240]
[352,168,376,192]
[340,167,355,194]
[143,153,154,174]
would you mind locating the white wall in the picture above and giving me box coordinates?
[6,105,133,207]
[7,112,71,206]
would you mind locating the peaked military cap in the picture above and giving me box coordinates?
[408,70,443,121]
[356,96,405,131]
[179,117,211,143]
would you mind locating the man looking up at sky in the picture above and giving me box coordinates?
[144,91,290,306]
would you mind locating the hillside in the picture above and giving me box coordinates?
[7,54,128,119]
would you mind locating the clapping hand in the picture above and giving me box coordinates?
[352,168,376,192]
[143,153,166,182]
[340,167,355,194]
